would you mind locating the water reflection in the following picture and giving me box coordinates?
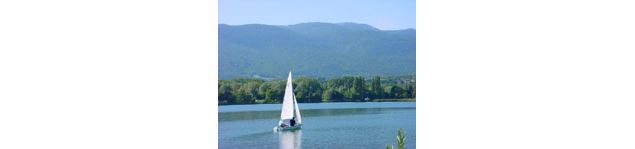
[278,129,302,149]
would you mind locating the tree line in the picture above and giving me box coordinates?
[218,75,415,105]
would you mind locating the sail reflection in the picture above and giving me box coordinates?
[278,130,302,149]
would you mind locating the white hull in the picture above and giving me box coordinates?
[273,124,302,132]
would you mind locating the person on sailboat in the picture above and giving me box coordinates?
[290,117,296,127]
[279,120,287,128]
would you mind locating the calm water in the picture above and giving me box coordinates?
[219,102,416,149]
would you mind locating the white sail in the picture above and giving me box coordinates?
[280,72,295,120]
[293,95,302,124]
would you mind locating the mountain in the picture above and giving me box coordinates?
[219,22,415,79]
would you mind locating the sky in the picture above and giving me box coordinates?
[219,0,415,30]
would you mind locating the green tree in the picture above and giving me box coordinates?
[350,77,366,101]
[406,85,415,98]
[384,85,404,99]
[321,88,342,102]
[331,76,366,101]
[294,77,323,103]
[258,80,285,103]
[218,82,234,104]
[231,79,263,104]
[371,76,383,99]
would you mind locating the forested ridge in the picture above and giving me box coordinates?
[219,22,415,79]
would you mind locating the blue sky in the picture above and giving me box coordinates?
[219,0,415,30]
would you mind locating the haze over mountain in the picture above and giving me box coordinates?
[219,22,415,79]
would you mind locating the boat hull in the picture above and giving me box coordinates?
[273,124,302,132]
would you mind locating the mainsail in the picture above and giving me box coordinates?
[280,72,295,120]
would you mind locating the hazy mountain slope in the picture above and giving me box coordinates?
[219,22,415,79]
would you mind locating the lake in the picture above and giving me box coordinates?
[219,102,416,149]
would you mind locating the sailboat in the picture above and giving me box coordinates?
[273,72,303,132]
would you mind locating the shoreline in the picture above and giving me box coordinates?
[219,99,416,106]
[371,98,416,102]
